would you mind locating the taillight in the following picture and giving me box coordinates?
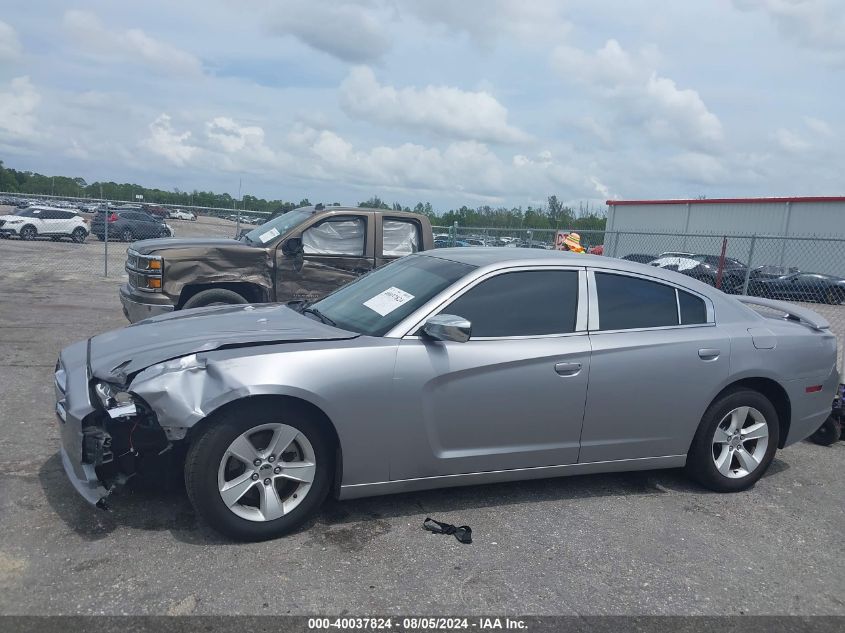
[108,213,118,222]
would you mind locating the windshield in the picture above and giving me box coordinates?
[308,254,475,336]
[242,208,313,245]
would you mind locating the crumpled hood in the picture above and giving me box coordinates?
[130,237,250,256]
[89,303,358,382]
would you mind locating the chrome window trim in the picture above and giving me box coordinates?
[391,264,587,340]
[587,268,715,333]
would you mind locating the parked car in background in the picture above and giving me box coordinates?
[169,209,196,221]
[620,253,657,264]
[118,205,434,322]
[749,265,800,281]
[55,249,839,539]
[90,207,172,242]
[0,206,89,243]
[650,252,748,293]
[748,272,845,304]
[144,205,171,220]
[435,238,470,248]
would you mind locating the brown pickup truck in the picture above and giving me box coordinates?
[118,205,434,323]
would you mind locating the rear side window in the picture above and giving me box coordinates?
[678,290,707,324]
[595,273,678,330]
[444,270,579,337]
[383,219,420,257]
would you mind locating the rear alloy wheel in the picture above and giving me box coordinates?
[121,228,134,242]
[184,402,332,540]
[71,227,87,243]
[19,225,36,240]
[686,389,779,492]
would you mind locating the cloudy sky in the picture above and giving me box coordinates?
[0,0,843,208]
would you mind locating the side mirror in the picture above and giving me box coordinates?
[422,314,471,343]
[282,237,303,256]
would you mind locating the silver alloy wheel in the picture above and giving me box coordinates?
[217,422,316,522]
[712,406,769,479]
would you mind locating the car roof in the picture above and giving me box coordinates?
[425,247,733,284]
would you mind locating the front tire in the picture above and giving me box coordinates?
[71,227,87,243]
[121,228,134,242]
[19,225,36,240]
[182,288,248,310]
[686,389,779,492]
[184,400,332,540]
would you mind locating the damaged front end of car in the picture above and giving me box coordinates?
[55,342,180,509]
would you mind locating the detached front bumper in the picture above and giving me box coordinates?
[119,284,174,323]
[55,341,110,506]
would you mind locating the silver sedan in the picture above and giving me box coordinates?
[55,249,839,540]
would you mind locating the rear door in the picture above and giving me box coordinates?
[580,270,730,462]
[375,215,423,269]
[274,212,375,303]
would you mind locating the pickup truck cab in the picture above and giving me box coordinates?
[119,205,433,323]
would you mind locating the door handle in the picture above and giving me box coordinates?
[554,362,582,376]
[698,348,721,361]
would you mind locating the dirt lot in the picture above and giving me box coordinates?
[0,229,844,616]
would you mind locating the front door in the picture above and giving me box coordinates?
[275,213,375,303]
[390,268,590,480]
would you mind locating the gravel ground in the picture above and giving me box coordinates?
[0,221,844,616]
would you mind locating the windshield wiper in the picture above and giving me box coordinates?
[302,306,336,327]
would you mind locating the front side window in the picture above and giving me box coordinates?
[383,219,420,257]
[595,273,678,330]
[443,270,579,338]
[303,217,366,256]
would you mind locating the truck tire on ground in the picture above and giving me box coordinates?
[182,288,249,310]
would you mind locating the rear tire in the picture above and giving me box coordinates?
[71,227,87,243]
[184,400,332,540]
[808,416,841,446]
[182,288,248,310]
[686,388,779,492]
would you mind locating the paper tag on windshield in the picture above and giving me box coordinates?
[363,287,414,316]
[258,227,280,243]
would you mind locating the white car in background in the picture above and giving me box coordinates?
[0,206,89,243]
[169,209,196,221]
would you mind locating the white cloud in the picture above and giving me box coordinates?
[733,0,845,64]
[339,66,529,144]
[552,39,723,152]
[0,20,22,62]
[404,0,572,47]
[0,76,40,138]
[141,114,199,166]
[205,117,279,169]
[264,1,391,62]
[669,152,728,185]
[63,10,202,76]
[803,116,833,137]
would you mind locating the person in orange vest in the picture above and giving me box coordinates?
[562,232,586,253]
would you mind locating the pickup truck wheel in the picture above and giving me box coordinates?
[71,228,87,243]
[182,288,249,310]
[184,401,332,540]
